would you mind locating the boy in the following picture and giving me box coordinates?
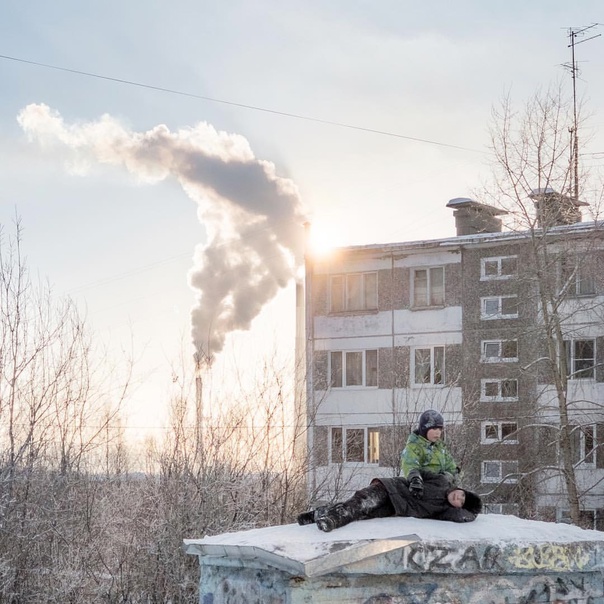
[400,409,460,497]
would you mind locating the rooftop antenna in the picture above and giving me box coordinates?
[563,24,601,202]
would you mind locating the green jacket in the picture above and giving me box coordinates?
[400,431,458,478]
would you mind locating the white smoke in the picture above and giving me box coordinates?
[18,103,306,361]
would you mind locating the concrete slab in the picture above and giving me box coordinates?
[184,515,604,603]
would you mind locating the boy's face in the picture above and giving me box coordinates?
[426,427,443,442]
[447,489,466,509]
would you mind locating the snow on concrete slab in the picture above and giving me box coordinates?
[184,514,604,577]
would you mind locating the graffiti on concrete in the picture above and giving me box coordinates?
[402,542,593,575]
[404,543,505,572]
[507,544,591,571]
[506,574,592,604]
[359,573,594,604]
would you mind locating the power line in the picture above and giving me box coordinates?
[0,53,484,154]
[67,251,192,294]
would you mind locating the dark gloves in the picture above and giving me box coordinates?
[440,467,463,487]
[409,475,424,499]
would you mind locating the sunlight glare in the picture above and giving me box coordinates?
[308,221,340,257]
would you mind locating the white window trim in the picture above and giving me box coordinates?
[480,255,518,281]
[329,350,378,389]
[480,378,519,402]
[481,421,519,444]
[565,338,596,381]
[557,508,596,529]
[481,460,519,484]
[481,296,518,320]
[579,425,596,467]
[559,257,596,297]
[481,339,518,363]
[411,266,445,308]
[484,502,520,515]
[411,345,445,388]
[329,272,378,313]
[329,426,381,465]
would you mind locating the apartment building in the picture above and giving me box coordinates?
[302,193,604,527]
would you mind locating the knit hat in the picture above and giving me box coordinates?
[462,490,483,515]
[418,409,444,438]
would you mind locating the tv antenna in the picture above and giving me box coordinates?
[563,23,601,202]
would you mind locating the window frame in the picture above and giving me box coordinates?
[480,255,518,281]
[564,339,596,380]
[411,345,445,387]
[481,421,519,444]
[481,339,518,363]
[559,255,596,297]
[579,424,596,467]
[329,426,381,465]
[480,378,519,402]
[412,266,445,308]
[329,349,378,389]
[484,502,520,515]
[481,460,519,484]
[481,296,519,320]
[557,508,597,529]
[329,272,378,313]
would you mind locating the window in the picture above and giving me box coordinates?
[557,508,597,530]
[481,296,518,320]
[330,350,378,388]
[481,340,518,363]
[412,346,445,386]
[481,460,519,484]
[560,256,596,296]
[330,272,378,313]
[579,425,596,466]
[481,256,518,280]
[565,339,595,380]
[481,379,518,401]
[481,421,518,444]
[583,425,596,465]
[413,267,444,307]
[330,427,380,464]
[482,422,518,443]
[368,428,380,464]
[484,503,519,515]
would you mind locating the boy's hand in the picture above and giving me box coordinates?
[409,475,424,499]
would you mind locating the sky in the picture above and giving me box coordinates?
[1,2,603,441]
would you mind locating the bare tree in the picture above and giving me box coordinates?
[0,217,313,602]
[0,218,131,602]
[480,86,604,526]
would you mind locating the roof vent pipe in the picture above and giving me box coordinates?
[529,188,587,228]
[446,198,508,236]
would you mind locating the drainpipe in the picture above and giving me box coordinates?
[303,222,316,497]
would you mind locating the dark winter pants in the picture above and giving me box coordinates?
[322,481,395,529]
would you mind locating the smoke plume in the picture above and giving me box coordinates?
[18,103,306,360]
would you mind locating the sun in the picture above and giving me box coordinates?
[307,221,340,257]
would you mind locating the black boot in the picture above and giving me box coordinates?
[297,511,315,525]
[297,505,329,526]
[315,502,356,532]
[314,484,392,532]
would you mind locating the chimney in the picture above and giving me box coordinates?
[447,198,508,236]
[529,188,588,229]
